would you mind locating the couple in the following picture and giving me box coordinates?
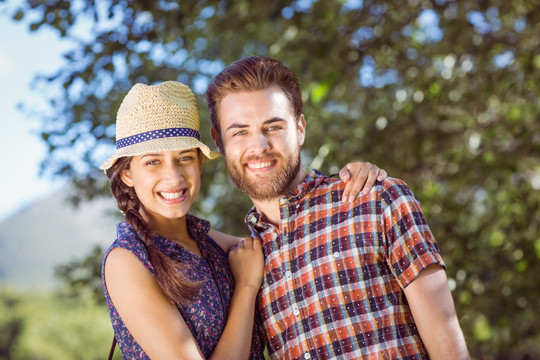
[101,56,469,359]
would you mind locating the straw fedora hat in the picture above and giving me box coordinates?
[100,81,219,170]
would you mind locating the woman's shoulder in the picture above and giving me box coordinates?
[104,222,151,270]
[207,229,242,253]
[186,214,242,253]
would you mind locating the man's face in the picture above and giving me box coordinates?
[212,85,306,201]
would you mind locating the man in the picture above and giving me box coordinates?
[205,56,470,359]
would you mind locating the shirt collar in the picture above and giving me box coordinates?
[245,169,326,232]
[118,214,210,255]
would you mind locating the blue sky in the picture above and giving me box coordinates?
[0,16,70,221]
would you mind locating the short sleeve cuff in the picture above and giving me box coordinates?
[397,252,446,289]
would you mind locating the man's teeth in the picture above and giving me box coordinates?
[249,161,272,169]
[160,190,185,199]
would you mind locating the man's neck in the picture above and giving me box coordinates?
[251,167,308,227]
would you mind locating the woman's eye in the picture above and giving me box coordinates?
[145,160,160,165]
[179,156,194,162]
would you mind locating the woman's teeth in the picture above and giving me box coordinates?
[160,190,185,199]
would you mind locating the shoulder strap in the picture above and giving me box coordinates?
[108,336,117,360]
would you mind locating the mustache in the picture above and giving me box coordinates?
[243,152,281,163]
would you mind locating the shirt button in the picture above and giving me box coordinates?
[248,213,257,224]
[333,251,340,259]
[304,353,311,359]
[292,305,300,316]
[285,270,292,279]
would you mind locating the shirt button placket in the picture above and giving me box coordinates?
[285,270,292,280]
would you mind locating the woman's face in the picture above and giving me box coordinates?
[120,149,202,224]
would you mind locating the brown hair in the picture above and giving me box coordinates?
[205,55,303,135]
[106,157,200,303]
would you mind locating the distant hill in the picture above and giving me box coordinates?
[0,187,120,291]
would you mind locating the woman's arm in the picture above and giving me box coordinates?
[104,238,264,360]
[208,229,243,252]
[104,248,204,359]
[210,236,264,360]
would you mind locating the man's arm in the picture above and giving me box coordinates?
[403,265,470,360]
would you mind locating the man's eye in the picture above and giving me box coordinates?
[233,130,247,136]
[267,126,281,131]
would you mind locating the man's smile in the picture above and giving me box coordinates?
[245,160,276,171]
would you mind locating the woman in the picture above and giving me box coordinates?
[100,81,386,359]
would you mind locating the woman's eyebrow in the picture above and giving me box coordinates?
[140,153,163,159]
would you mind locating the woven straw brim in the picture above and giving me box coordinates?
[99,136,220,170]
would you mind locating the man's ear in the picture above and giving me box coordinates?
[120,169,134,187]
[211,127,224,154]
[297,114,306,146]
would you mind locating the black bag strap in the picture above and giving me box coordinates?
[108,336,117,360]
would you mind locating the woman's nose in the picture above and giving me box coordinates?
[162,162,185,183]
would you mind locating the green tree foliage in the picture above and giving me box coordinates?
[3,0,540,358]
[0,288,24,359]
[0,286,119,360]
[55,245,106,304]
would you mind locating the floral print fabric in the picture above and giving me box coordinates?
[102,214,264,359]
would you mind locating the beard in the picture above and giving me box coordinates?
[224,148,302,201]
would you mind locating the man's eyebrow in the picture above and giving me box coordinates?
[225,123,249,131]
[225,117,286,132]
[263,118,286,125]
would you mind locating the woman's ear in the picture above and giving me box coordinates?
[120,169,134,187]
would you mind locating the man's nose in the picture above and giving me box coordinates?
[247,132,270,155]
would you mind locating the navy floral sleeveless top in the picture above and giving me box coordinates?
[102,214,264,359]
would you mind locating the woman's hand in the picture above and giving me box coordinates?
[339,161,388,203]
[213,236,265,359]
[228,236,264,291]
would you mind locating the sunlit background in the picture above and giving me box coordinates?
[0,1,539,359]
[0,17,66,221]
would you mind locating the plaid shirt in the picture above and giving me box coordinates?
[246,170,445,360]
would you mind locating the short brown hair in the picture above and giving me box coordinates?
[205,56,303,134]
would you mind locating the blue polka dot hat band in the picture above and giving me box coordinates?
[116,127,200,149]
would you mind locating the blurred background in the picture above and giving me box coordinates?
[0,0,538,359]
